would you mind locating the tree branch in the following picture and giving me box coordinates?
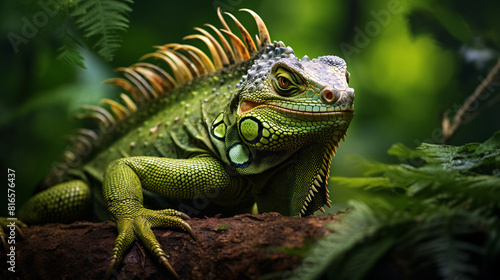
[442,57,500,143]
[0,213,341,280]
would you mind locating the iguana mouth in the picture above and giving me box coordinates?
[239,99,354,117]
[267,105,354,119]
[239,100,263,114]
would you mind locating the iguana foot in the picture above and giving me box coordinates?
[0,217,27,250]
[104,208,195,280]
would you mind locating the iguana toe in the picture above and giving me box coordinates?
[106,208,194,279]
[149,209,197,241]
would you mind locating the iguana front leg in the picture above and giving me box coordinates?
[102,155,239,279]
[1,180,91,249]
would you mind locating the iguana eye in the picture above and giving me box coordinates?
[278,76,291,88]
[345,71,350,84]
[271,65,303,97]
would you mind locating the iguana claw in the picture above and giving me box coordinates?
[158,255,180,280]
[104,208,195,280]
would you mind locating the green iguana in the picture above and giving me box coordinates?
[1,8,354,279]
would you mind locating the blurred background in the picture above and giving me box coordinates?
[1,0,499,215]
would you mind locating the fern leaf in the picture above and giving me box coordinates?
[402,209,488,280]
[71,0,133,61]
[293,131,500,279]
[57,34,86,68]
[287,201,410,280]
[331,176,393,190]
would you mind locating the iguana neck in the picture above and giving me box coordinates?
[249,140,336,216]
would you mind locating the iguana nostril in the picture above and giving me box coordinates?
[320,88,340,105]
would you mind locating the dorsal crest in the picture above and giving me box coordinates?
[46,8,274,186]
[103,8,271,112]
[72,8,272,136]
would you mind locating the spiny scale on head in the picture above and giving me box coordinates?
[236,42,295,91]
[61,8,273,167]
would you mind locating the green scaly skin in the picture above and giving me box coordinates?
[1,10,354,279]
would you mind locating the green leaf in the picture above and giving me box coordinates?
[432,6,472,44]
[387,142,424,159]
[71,0,134,62]
[57,34,86,68]
[331,176,394,190]
[475,130,500,154]
[402,209,490,280]
[295,131,500,279]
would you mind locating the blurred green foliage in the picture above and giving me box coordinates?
[288,131,500,280]
[1,0,499,221]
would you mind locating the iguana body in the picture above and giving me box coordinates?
[1,8,354,278]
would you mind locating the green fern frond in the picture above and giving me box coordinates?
[71,0,133,61]
[287,201,412,280]
[401,209,488,280]
[331,177,393,190]
[341,132,500,210]
[57,33,86,68]
[291,131,500,279]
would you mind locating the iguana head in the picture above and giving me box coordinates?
[215,42,354,216]
[236,42,354,152]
